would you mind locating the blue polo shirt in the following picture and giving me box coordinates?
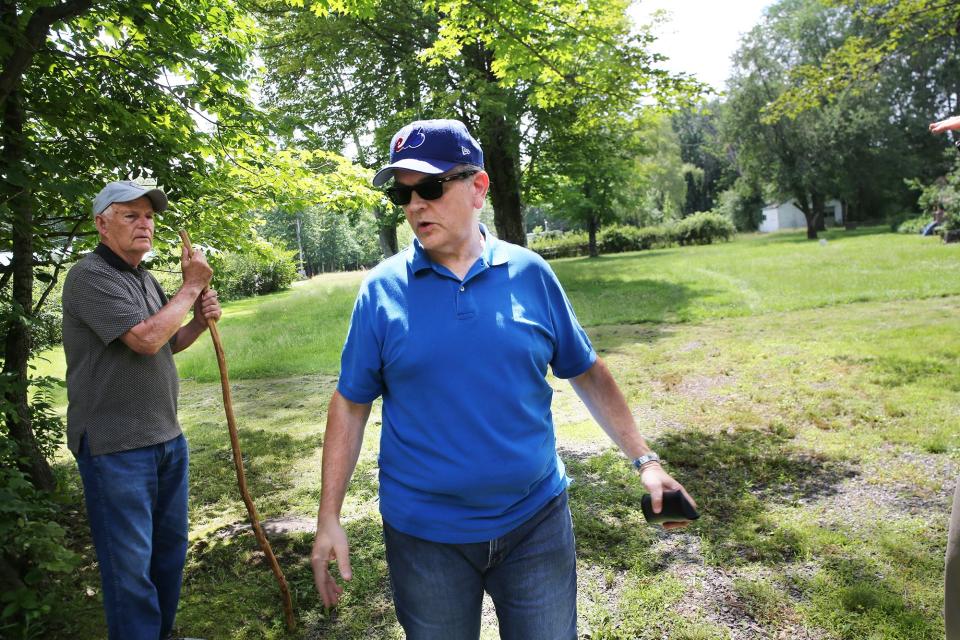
[337,225,596,543]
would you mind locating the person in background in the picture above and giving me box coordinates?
[929,115,959,639]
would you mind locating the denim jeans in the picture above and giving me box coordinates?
[75,433,189,640]
[383,490,577,640]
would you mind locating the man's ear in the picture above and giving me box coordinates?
[471,171,490,209]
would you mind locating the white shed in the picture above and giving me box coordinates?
[760,199,843,232]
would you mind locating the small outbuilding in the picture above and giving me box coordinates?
[759,199,843,232]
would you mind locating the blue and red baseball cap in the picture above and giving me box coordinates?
[372,119,484,187]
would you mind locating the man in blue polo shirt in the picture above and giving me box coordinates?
[311,119,695,640]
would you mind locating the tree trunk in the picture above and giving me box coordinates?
[480,114,526,246]
[587,214,599,258]
[373,206,398,257]
[1,87,55,492]
[464,43,526,246]
[795,193,818,240]
[812,192,826,232]
[294,214,306,277]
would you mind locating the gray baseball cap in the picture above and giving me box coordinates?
[92,180,168,216]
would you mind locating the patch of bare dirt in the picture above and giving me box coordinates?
[214,515,316,539]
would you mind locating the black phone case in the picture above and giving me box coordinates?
[641,490,700,524]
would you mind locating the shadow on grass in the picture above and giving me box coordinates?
[588,322,679,355]
[747,225,892,246]
[565,429,947,638]
[552,275,723,328]
[799,551,945,639]
[565,428,856,570]
[187,424,323,512]
[177,511,396,640]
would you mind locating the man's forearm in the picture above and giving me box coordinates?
[121,284,204,355]
[318,391,372,523]
[569,358,652,460]
[171,315,208,354]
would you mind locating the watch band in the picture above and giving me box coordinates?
[632,452,661,470]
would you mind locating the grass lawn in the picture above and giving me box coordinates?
[40,227,958,639]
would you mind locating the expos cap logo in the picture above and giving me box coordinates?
[394,127,427,154]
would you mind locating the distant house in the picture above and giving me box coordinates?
[759,199,843,232]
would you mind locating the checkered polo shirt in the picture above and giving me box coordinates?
[62,244,181,456]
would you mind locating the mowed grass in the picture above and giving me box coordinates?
[553,227,960,325]
[67,226,960,385]
[40,227,960,639]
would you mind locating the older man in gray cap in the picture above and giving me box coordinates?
[63,180,220,640]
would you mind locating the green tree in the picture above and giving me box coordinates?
[633,113,688,223]
[722,0,927,238]
[0,0,265,493]
[260,0,693,246]
[672,102,734,215]
[766,0,960,122]
[0,2,279,630]
[262,205,383,274]
[527,115,640,257]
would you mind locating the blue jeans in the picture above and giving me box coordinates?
[383,491,577,640]
[75,433,189,640]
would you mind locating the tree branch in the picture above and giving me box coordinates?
[0,0,95,105]
[461,0,578,87]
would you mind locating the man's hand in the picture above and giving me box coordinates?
[311,517,353,608]
[180,244,213,291]
[930,116,960,134]
[193,288,221,324]
[640,463,697,530]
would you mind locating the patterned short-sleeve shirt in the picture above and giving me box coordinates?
[62,244,181,455]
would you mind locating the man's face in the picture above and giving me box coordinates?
[95,196,155,264]
[394,168,488,256]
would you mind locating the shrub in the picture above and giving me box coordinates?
[674,211,736,246]
[713,185,765,231]
[528,231,590,259]
[528,224,685,259]
[0,467,80,638]
[600,224,675,252]
[896,216,932,234]
[909,155,960,231]
[0,376,79,639]
[214,241,298,302]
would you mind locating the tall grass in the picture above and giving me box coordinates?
[174,272,364,382]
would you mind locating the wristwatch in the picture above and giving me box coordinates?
[631,452,661,471]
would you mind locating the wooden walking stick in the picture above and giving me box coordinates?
[179,230,296,631]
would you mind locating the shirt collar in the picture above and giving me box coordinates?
[94,243,142,273]
[410,223,510,274]
[481,223,510,267]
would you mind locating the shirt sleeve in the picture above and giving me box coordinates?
[336,283,385,403]
[63,264,144,346]
[542,261,597,379]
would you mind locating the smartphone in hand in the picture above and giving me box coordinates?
[641,490,700,525]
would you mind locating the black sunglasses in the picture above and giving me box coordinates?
[385,170,478,206]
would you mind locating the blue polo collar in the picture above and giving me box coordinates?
[410,223,510,275]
